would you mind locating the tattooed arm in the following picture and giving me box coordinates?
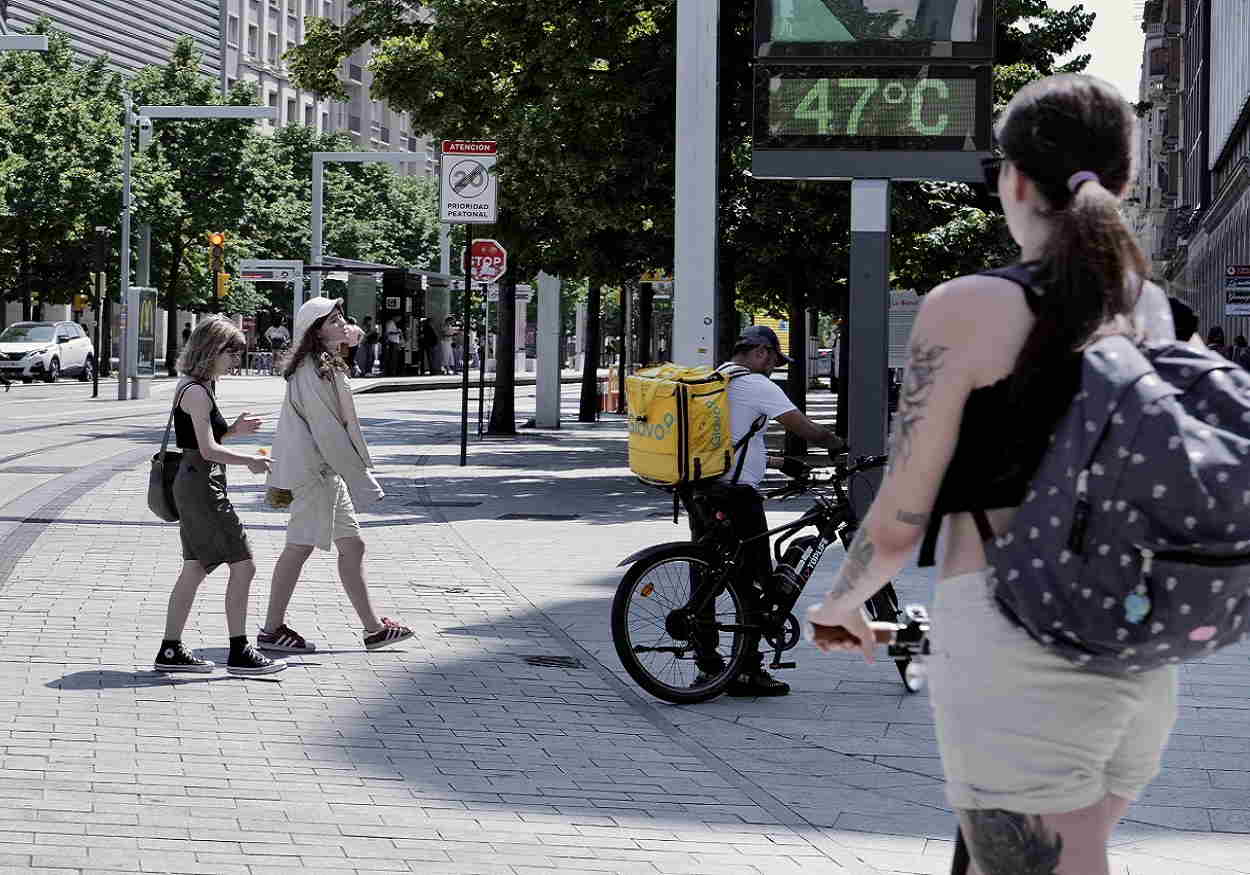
[807,280,981,655]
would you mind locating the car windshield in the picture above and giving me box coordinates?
[0,324,54,343]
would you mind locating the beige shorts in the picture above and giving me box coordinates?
[926,570,1178,815]
[286,467,360,550]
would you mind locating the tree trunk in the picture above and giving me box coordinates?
[716,247,737,364]
[487,270,517,435]
[784,264,808,457]
[578,279,601,422]
[637,281,653,365]
[20,237,31,321]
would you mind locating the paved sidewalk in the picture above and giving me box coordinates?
[0,383,1246,874]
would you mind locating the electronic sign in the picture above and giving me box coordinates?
[755,64,991,151]
[755,0,995,60]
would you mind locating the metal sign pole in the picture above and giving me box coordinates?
[478,282,487,436]
[459,229,473,466]
[847,179,891,516]
[117,94,133,401]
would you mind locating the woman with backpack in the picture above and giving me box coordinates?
[805,75,1181,874]
[258,297,413,654]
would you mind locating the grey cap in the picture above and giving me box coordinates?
[737,324,792,364]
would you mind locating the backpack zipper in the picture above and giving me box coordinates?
[1068,469,1092,554]
[1140,546,1250,568]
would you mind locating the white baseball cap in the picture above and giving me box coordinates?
[291,296,343,351]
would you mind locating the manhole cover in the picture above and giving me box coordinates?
[521,655,586,669]
[497,513,580,521]
[1,466,77,474]
[405,499,483,508]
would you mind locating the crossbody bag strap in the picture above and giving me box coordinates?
[917,508,996,568]
[159,381,200,463]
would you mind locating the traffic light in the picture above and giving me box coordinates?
[206,232,228,300]
[72,294,90,311]
[207,231,226,273]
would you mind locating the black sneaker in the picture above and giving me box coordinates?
[154,642,215,673]
[726,668,790,697]
[227,643,287,676]
[257,623,316,654]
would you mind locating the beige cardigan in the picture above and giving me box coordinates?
[266,358,382,506]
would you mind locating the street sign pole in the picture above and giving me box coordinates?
[460,227,473,466]
[118,93,133,401]
[478,282,487,437]
[848,179,891,516]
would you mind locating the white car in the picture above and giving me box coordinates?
[0,321,96,383]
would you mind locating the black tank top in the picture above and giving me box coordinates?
[174,382,229,449]
[917,265,1080,566]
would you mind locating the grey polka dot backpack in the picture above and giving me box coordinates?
[988,333,1250,674]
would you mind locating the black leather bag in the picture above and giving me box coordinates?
[147,383,195,522]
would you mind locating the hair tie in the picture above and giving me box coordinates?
[1067,171,1100,193]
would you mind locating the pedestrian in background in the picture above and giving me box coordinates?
[181,321,191,348]
[419,317,439,375]
[1232,334,1249,368]
[343,316,364,377]
[1207,324,1228,358]
[807,74,1177,874]
[357,316,378,377]
[383,313,404,377]
[259,297,413,654]
[153,316,285,676]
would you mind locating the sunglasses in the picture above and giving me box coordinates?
[981,155,1003,197]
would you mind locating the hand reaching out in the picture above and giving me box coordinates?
[230,411,262,437]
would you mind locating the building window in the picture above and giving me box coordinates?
[226,77,237,91]
[286,98,296,125]
[304,104,314,127]
[287,15,298,42]
[321,111,330,131]
[323,1,334,19]
[349,115,361,133]
[227,15,240,46]
[348,63,363,82]
[247,24,259,56]
[268,91,279,117]
[268,33,279,64]
[380,126,390,143]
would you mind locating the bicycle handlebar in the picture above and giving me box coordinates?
[763,452,890,500]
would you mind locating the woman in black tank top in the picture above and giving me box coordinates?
[802,74,1180,875]
[151,317,285,677]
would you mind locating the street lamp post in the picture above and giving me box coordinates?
[116,103,277,400]
[309,151,423,298]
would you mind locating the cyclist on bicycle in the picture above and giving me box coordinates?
[691,324,845,697]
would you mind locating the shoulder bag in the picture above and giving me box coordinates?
[147,382,198,522]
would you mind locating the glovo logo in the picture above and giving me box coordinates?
[630,412,676,442]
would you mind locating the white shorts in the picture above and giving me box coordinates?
[286,467,360,550]
[926,570,1178,814]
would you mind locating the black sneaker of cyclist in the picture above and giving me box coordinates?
[726,654,790,697]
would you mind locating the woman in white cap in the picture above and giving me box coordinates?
[259,297,413,653]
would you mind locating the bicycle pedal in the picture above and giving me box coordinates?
[769,661,796,670]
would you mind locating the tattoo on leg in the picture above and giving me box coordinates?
[963,809,1063,875]
[888,339,949,474]
[896,509,930,526]
[829,529,875,599]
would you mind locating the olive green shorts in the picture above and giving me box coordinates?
[174,450,252,574]
[926,571,1178,815]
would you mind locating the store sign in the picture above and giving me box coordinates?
[1225,265,1250,316]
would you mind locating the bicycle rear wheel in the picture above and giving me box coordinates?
[611,545,751,704]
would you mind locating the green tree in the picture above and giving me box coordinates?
[0,20,123,318]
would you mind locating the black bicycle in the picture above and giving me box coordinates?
[611,453,931,704]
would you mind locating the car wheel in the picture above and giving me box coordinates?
[44,358,59,383]
[79,356,94,383]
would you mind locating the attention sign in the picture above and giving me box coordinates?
[440,140,498,224]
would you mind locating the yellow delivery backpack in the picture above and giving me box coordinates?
[625,363,759,486]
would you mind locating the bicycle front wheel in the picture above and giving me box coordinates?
[611,546,751,704]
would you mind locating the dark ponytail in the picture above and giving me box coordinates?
[997,75,1149,392]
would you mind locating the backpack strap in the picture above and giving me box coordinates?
[730,414,768,485]
[917,507,997,568]
[979,264,1043,315]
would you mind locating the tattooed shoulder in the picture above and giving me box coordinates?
[888,339,950,475]
[963,809,1063,875]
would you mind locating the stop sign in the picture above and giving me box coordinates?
[469,239,507,283]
